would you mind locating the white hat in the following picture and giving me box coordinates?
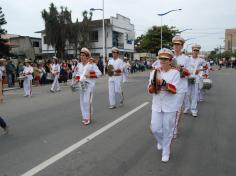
[192,44,201,50]
[24,59,32,63]
[172,35,185,45]
[111,47,119,53]
[158,48,174,60]
[0,58,6,62]
[80,48,91,57]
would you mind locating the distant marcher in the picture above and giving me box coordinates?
[50,57,61,92]
[22,59,33,97]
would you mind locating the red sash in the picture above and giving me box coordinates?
[88,71,97,78]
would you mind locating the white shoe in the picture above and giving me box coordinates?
[192,112,198,117]
[183,109,189,114]
[157,143,162,150]
[108,106,116,109]
[161,155,169,162]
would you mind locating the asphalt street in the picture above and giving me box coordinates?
[0,68,236,176]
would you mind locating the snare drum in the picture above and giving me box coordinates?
[17,76,27,80]
[203,78,212,89]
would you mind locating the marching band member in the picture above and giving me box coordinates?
[22,59,33,97]
[183,44,207,117]
[50,57,61,92]
[71,59,79,85]
[172,36,190,138]
[148,48,180,163]
[108,47,124,109]
[122,57,131,83]
[198,59,211,101]
[79,48,102,125]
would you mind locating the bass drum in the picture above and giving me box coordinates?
[203,78,212,90]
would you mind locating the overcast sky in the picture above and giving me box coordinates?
[1,0,236,51]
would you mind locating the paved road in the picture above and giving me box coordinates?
[0,68,236,176]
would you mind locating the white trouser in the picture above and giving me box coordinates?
[198,88,205,101]
[80,85,93,120]
[23,78,32,96]
[174,93,185,135]
[51,75,60,91]
[108,79,123,106]
[151,111,176,158]
[184,83,199,113]
[123,72,128,83]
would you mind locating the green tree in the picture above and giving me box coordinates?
[135,25,179,53]
[0,7,10,56]
[42,3,72,59]
[69,10,93,58]
[79,10,93,49]
[69,18,80,58]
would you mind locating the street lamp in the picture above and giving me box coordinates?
[177,28,192,34]
[90,0,105,75]
[157,9,182,48]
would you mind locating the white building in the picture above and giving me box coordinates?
[37,14,135,59]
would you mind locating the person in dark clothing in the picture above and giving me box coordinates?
[6,60,16,87]
[0,116,9,135]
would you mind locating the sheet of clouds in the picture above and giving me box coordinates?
[1,0,236,51]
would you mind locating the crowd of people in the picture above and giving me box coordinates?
[148,36,213,162]
[0,47,132,130]
[0,38,213,163]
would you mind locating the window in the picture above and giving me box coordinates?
[33,41,39,47]
[89,31,98,42]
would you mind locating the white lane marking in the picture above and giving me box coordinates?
[21,102,149,176]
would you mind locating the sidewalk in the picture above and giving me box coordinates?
[2,71,150,92]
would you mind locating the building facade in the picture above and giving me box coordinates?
[225,29,236,51]
[1,34,42,60]
[38,14,135,59]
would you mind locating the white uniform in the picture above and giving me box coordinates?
[149,68,180,160]
[184,57,206,114]
[79,62,102,120]
[108,58,124,106]
[23,66,33,96]
[71,64,78,85]
[174,54,190,135]
[122,61,130,83]
[50,64,61,91]
[198,61,211,101]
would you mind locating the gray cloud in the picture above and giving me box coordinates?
[1,0,236,51]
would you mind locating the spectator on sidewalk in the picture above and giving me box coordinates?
[6,60,16,88]
[0,64,4,103]
[0,58,6,94]
[17,61,24,88]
